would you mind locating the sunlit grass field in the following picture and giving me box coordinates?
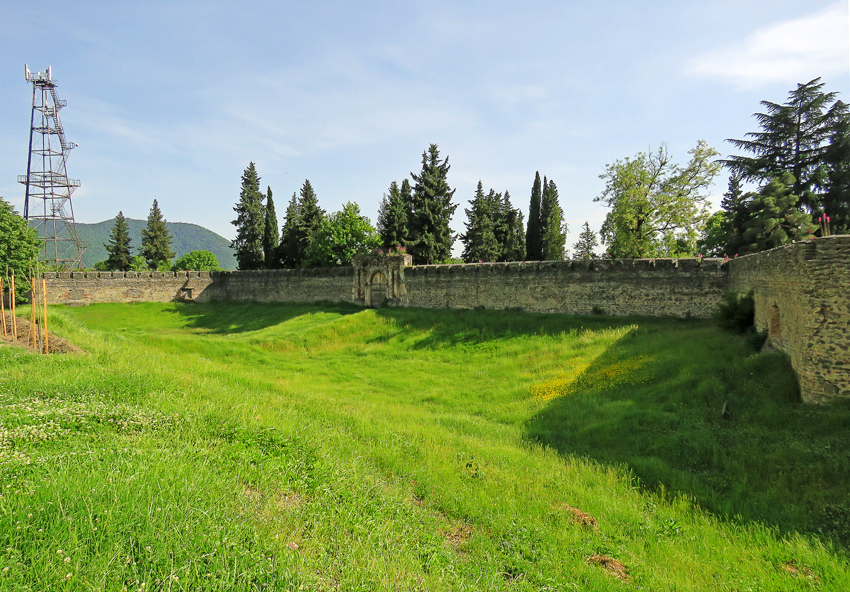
[1,301,848,590]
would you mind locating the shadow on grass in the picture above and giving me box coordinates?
[525,322,850,550]
[166,301,364,334]
[373,306,648,349]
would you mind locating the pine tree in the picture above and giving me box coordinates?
[718,174,751,256]
[540,179,568,260]
[377,180,410,249]
[231,162,266,270]
[140,199,175,270]
[408,144,457,264]
[104,211,133,271]
[525,172,543,260]
[263,186,279,268]
[461,182,500,262]
[494,191,525,262]
[723,78,849,213]
[572,221,598,260]
[741,172,817,253]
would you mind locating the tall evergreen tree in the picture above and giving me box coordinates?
[718,173,751,256]
[461,182,500,262]
[231,162,266,270]
[723,78,849,213]
[104,211,133,271]
[277,192,302,268]
[377,180,411,249]
[540,178,568,260]
[822,108,850,232]
[263,186,279,268]
[408,144,457,264]
[140,199,175,270]
[277,180,325,267]
[572,221,598,260]
[494,190,525,262]
[525,172,543,260]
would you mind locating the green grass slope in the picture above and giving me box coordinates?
[61,218,237,269]
[0,303,847,590]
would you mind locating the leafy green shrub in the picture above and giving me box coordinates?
[713,290,754,333]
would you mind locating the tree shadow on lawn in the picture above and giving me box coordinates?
[166,301,363,334]
[524,322,850,551]
[373,306,650,349]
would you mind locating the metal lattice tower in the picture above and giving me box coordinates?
[18,64,85,270]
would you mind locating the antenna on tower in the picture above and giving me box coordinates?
[18,65,86,270]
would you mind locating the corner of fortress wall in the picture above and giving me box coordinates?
[727,235,850,404]
[41,238,850,404]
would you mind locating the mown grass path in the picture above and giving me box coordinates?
[0,302,847,590]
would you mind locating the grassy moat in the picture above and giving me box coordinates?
[1,302,848,590]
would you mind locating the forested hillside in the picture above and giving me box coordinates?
[64,218,237,270]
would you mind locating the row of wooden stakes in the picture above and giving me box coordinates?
[1,275,50,354]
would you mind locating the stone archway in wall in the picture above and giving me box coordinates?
[370,271,387,308]
[351,252,413,308]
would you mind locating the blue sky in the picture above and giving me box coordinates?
[1,0,847,253]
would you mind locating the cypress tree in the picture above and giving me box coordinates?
[377,180,410,249]
[408,144,457,264]
[104,211,133,271]
[140,199,176,270]
[231,162,266,270]
[525,172,543,260]
[540,179,567,260]
[461,182,500,262]
[263,186,279,268]
[822,109,850,233]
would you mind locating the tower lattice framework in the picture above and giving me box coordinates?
[19,65,85,270]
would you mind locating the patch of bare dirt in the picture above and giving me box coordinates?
[587,555,630,582]
[0,313,84,354]
[781,560,819,582]
[442,523,473,548]
[562,504,599,530]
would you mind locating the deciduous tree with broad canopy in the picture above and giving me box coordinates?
[595,141,721,258]
[0,196,40,301]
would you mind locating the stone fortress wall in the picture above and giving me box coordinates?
[41,236,850,404]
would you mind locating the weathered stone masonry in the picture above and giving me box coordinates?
[41,236,850,404]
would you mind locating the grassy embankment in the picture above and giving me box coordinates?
[0,302,848,590]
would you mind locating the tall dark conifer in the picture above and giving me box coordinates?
[263,186,279,268]
[495,191,525,262]
[540,179,567,260]
[461,182,500,262]
[408,144,457,264]
[377,180,410,249]
[525,172,543,260]
[231,162,266,270]
[140,199,175,269]
[277,192,302,268]
[104,211,133,271]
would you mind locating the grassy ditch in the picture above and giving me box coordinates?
[0,301,847,590]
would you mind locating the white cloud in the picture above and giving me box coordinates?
[686,2,849,88]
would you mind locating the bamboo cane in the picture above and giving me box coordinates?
[0,277,6,339]
[42,277,49,354]
[10,275,16,342]
[31,277,37,349]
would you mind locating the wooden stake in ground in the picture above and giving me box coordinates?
[10,275,17,342]
[42,277,49,354]
[31,276,37,349]
[0,276,6,339]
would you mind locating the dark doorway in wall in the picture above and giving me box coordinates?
[370,271,387,308]
[769,304,782,345]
